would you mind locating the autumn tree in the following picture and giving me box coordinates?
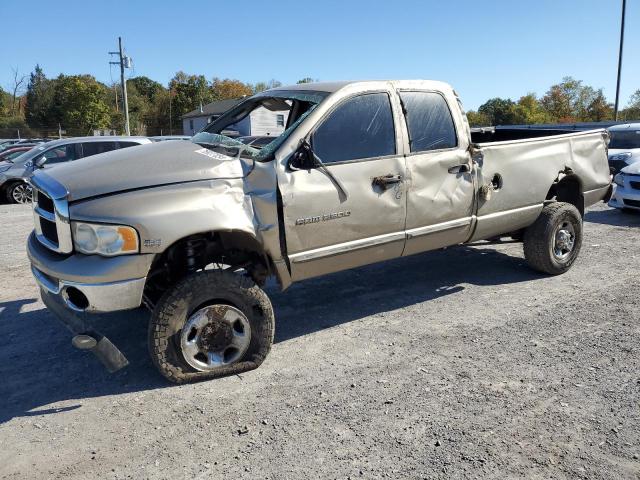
[168,72,212,129]
[210,78,253,100]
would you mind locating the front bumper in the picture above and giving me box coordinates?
[608,182,640,211]
[27,231,154,313]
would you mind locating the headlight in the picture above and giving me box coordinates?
[614,173,625,187]
[71,222,139,256]
[609,152,632,162]
[25,160,33,169]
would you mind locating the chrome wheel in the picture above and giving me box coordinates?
[180,304,251,371]
[11,183,33,204]
[552,221,575,260]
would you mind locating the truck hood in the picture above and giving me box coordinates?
[35,140,250,201]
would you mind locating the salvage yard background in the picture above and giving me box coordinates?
[0,202,639,479]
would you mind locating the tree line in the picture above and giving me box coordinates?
[467,77,640,127]
[0,65,317,137]
[1,67,638,138]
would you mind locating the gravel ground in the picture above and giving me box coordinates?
[0,202,639,480]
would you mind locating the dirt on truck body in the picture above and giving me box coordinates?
[26,80,612,382]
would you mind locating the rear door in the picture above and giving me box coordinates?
[279,91,408,280]
[398,90,475,255]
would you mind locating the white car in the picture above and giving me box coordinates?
[607,123,640,173]
[608,123,640,211]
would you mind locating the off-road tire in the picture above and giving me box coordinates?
[523,202,582,275]
[148,270,274,384]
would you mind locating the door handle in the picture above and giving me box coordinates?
[448,164,471,174]
[372,174,403,189]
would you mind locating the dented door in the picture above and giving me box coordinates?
[279,91,408,281]
[398,90,475,255]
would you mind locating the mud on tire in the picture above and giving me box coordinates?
[523,202,583,275]
[148,270,274,384]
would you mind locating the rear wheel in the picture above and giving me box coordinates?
[523,202,582,275]
[148,270,274,384]
[7,182,33,204]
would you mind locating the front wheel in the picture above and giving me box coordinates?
[148,270,275,384]
[7,182,33,204]
[523,202,583,275]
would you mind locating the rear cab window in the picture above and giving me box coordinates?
[312,92,396,164]
[399,91,458,153]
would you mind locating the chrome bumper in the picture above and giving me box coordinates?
[31,265,146,312]
[27,232,153,313]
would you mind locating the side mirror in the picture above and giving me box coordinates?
[35,156,47,168]
[290,138,321,171]
[289,146,315,170]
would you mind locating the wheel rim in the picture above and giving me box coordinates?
[552,221,576,260]
[180,304,251,371]
[12,183,33,204]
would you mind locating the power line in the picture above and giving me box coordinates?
[109,37,132,135]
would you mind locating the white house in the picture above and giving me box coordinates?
[182,99,289,137]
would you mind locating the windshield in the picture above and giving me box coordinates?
[191,90,329,161]
[609,130,640,150]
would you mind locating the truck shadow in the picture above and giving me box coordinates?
[584,207,640,227]
[0,244,539,424]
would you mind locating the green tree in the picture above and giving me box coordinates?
[168,72,212,130]
[478,98,520,125]
[466,110,491,127]
[621,90,640,121]
[513,93,553,124]
[585,89,613,122]
[129,76,164,102]
[297,77,315,84]
[51,75,111,135]
[25,65,55,129]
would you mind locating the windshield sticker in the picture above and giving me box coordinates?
[194,148,231,160]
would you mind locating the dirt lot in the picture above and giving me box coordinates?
[0,202,638,479]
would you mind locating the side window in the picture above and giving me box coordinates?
[117,141,140,149]
[313,93,396,164]
[399,91,457,152]
[43,145,76,164]
[82,141,116,157]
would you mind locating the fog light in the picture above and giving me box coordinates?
[63,286,89,311]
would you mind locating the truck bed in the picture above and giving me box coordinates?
[469,129,611,241]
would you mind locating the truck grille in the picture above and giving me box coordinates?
[623,199,640,208]
[630,180,640,191]
[31,175,73,254]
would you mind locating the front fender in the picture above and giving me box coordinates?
[70,179,261,255]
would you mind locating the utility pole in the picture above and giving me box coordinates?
[109,37,131,135]
[614,0,627,121]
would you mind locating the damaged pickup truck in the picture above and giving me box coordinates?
[27,80,612,383]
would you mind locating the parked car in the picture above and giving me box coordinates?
[26,80,611,382]
[607,123,640,173]
[0,136,151,203]
[148,135,191,142]
[609,162,640,211]
[0,145,34,163]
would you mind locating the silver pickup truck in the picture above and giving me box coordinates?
[26,80,612,383]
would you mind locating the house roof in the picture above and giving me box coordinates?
[182,98,244,119]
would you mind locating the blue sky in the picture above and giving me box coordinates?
[1,0,638,109]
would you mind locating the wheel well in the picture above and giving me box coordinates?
[546,172,584,216]
[143,231,272,309]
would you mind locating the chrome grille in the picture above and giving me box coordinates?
[31,175,73,254]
